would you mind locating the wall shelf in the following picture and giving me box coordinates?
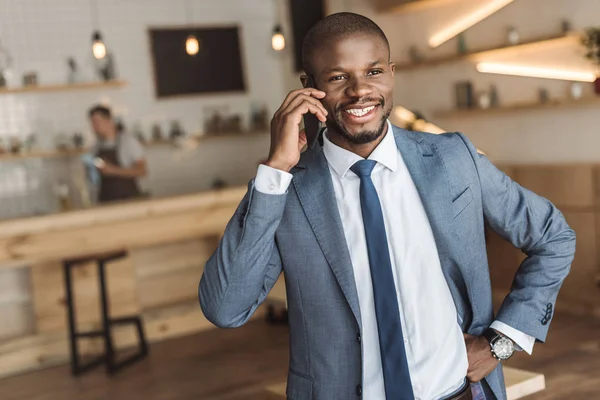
[0,131,268,162]
[376,0,462,14]
[434,96,600,119]
[396,33,579,72]
[0,80,127,95]
[0,148,87,161]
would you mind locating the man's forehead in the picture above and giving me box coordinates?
[313,34,388,62]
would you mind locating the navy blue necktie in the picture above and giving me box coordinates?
[351,160,415,400]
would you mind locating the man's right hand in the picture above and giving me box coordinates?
[266,88,328,172]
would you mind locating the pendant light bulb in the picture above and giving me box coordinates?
[92,31,106,59]
[271,25,285,51]
[186,35,199,56]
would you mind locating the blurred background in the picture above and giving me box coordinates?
[0,0,598,399]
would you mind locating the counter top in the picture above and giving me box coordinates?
[0,186,247,266]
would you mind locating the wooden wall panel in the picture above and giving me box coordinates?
[556,212,600,316]
[30,256,140,333]
[0,268,34,341]
[488,164,600,319]
[137,267,203,310]
[512,165,594,208]
[132,237,219,310]
[487,228,523,295]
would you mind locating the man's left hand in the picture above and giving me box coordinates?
[464,333,499,382]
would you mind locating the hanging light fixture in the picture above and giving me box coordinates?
[186,35,200,56]
[92,31,106,59]
[272,25,285,51]
[184,0,200,56]
[89,0,106,59]
[271,0,285,51]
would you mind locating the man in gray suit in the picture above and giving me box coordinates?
[199,12,575,400]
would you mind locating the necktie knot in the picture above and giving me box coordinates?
[350,159,377,178]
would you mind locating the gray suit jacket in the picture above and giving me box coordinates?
[199,125,576,400]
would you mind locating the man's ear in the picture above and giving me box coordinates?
[300,74,309,88]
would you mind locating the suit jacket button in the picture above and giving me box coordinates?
[357,333,361,344]
[356,384,362,396]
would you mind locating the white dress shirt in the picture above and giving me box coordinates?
[254,121,534,399]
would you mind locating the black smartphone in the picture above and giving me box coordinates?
[303,75,322,150]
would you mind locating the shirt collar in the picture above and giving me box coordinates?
[322,120,398,178]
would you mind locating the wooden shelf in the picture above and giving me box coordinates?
[434,96,600,119]
[396,33,579,72]
[0,131,268,161]
[376,0,462,14]
[0,80,127,95]
[0,148,88,161]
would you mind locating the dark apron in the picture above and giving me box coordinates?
[96,140,141,204]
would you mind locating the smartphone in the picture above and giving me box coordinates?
[303,75,322,150]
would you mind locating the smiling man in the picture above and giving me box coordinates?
[199,12,575,400]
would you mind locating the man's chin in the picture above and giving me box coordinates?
[339,129,381,145]
[338,120,387,144]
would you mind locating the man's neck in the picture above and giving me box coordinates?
[326,123,388,159]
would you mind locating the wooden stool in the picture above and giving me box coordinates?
[63,250,148,376]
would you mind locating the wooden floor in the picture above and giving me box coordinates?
[0,312,598,400]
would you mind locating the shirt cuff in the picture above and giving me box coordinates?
[490,320,535,355]
[254,164,293,195]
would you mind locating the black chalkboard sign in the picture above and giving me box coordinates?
[149,26,246,98]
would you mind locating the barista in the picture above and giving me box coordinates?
[89,105,147,203]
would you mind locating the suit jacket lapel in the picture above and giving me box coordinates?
[392,126,470,323]
[293,146,362,327]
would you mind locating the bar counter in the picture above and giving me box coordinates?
[0,186,282,378]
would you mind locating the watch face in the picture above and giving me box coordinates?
[493,337,514,360]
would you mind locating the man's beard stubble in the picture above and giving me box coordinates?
[328,97,392,145]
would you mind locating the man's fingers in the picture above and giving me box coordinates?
[279,94,328,121]
[278,88,326,114]
[285,102,327,125]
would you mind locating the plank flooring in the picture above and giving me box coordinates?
[0,312,598,400]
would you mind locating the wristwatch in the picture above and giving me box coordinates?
[483,329,515,361]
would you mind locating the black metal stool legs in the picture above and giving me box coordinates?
[63,254,148,376]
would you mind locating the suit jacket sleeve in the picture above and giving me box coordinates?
[198,179,286,328]
[456,133,576,342]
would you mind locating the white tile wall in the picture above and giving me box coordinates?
[0,0,291,219]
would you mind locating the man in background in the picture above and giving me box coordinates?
[89,105,147,203]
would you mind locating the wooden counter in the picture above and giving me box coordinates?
[0,187,257,379]
[0,186,247,265]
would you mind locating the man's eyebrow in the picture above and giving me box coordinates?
[322,66,346,74]
[322,61,384,74]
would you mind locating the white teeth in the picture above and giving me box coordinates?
[345,106,375,117]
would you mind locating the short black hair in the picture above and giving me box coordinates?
[302,12,390,75]
[88,104,112,119]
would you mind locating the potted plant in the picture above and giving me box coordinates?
[582,27,600,94]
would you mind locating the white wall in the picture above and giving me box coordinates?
[325,0,600,163]
[0,0,289,218]
[0,0,289,139]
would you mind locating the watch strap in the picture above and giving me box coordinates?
[483,328,500,345]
